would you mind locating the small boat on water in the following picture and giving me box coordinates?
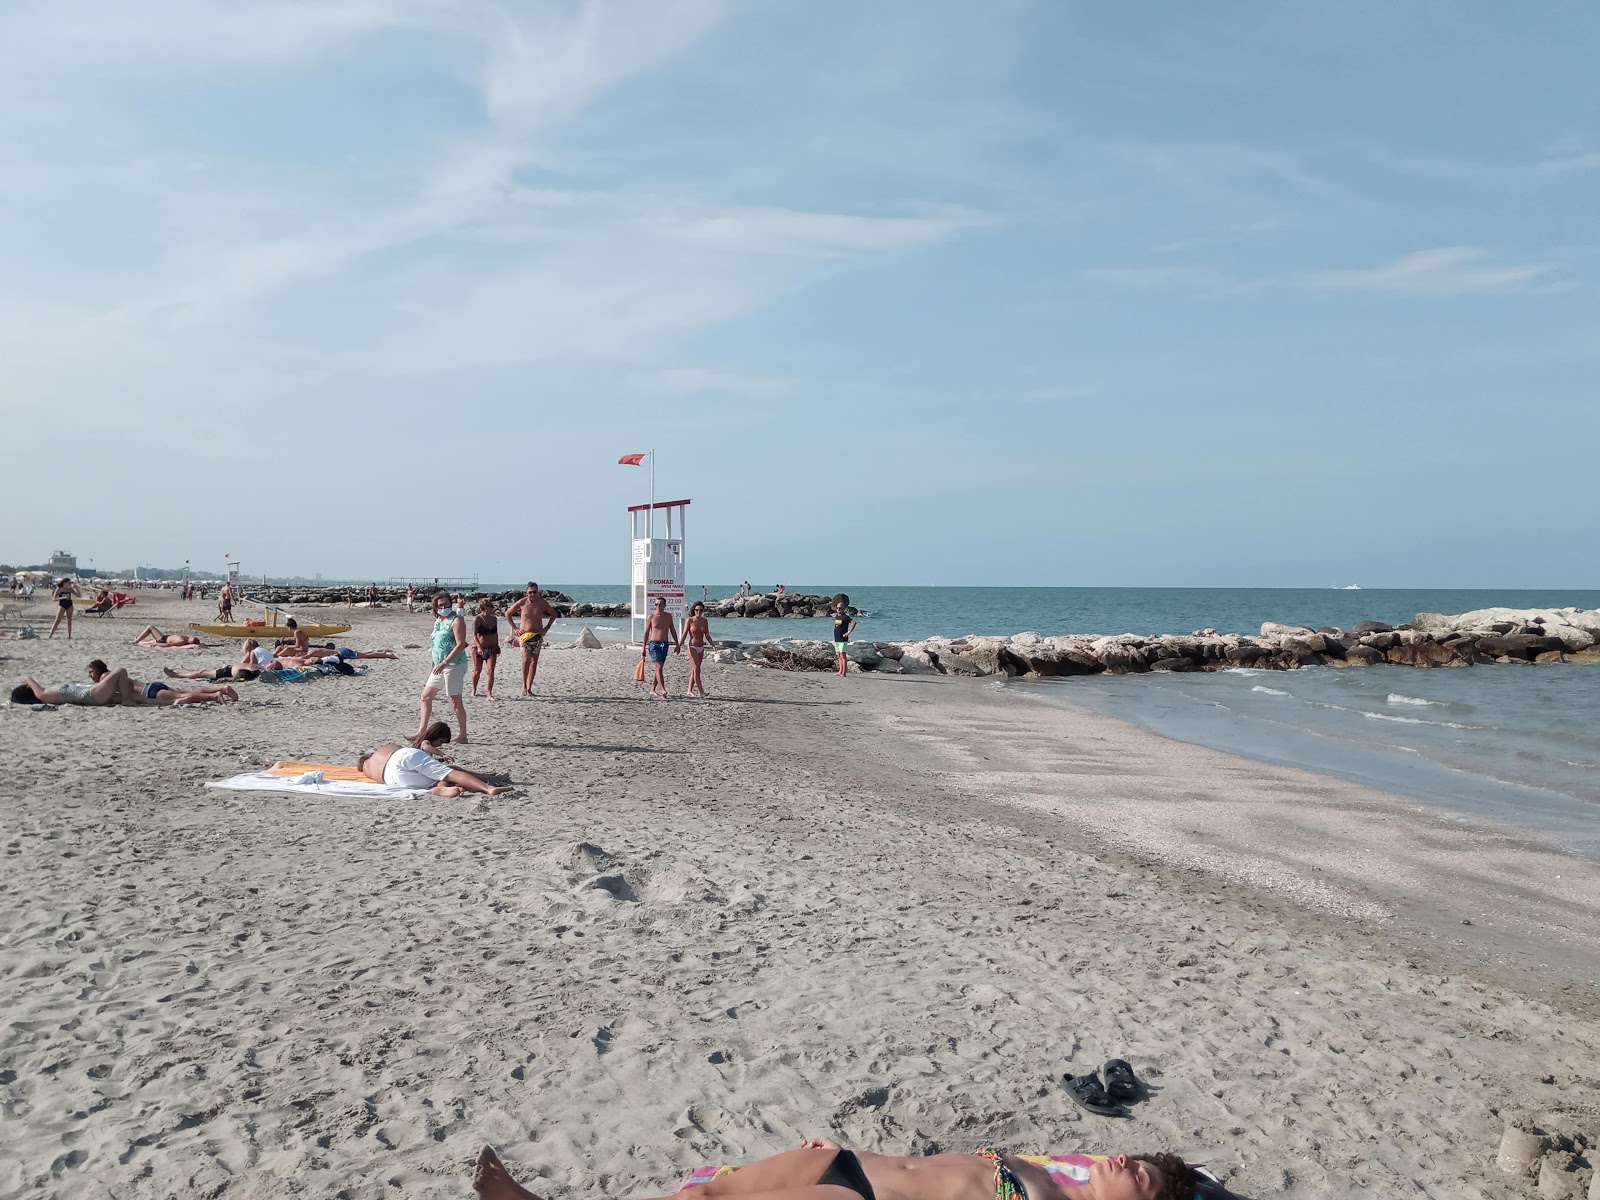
[189,622,352,639]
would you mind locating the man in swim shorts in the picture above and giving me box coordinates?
[356,723,514,797]
[505,582,558,698]
[640,595,680,698]
[88,659,238,705]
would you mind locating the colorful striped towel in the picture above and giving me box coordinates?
[680,1154,1104,1191]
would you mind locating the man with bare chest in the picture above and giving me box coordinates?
[640,596,680,698]
[505,582,558,698]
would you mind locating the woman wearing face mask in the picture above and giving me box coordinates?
[412,591,469,746]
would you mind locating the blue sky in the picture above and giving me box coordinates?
[3,1,1596,587]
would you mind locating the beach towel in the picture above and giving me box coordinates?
[207,771,426,800]
[679,1155,1233,1196]
[267,761,369,783]
[679,1155,1105,1191]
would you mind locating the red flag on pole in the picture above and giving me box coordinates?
[618,453,646,466]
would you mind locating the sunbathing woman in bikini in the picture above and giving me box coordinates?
[471,1141,1193,1200]
[133,625,204,648]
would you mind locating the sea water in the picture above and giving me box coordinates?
[529,585,1598,853]
[1034,664,1600,861]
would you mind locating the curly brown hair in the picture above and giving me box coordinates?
[1132,1153,1197,1200]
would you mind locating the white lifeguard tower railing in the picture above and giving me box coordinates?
[629,499,689,644]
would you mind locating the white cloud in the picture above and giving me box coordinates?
[1298,247,1556,297]
[1083,247,1558,300]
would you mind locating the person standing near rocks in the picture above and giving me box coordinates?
[506,582,558,698]
[413,591,469,745]
[832,594,857,679]
[405,584,416,613]
[641,596,680,698]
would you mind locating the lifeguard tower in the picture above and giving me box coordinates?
[629,499,689,643]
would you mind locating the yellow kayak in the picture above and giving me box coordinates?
[188,623,352,639]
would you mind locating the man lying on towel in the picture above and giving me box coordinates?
[354,722,513,797]
[471,1140,1194,1200]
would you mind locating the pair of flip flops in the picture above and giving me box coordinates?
[1061,1059,1142,1117]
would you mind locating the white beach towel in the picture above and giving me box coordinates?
[207,771,427,800]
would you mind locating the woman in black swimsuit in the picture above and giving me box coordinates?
[48,576,80,640]
[471,596,501,700]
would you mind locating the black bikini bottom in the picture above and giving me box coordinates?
[818,1149,875,1200]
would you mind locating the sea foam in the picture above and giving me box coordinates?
[1387,693,1442,707]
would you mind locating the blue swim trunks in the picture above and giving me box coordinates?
[143,681,170,700]
[647,640,670,664]
[338,647,358,659]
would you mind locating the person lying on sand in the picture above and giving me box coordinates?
[10,665,237,707]
[356,723,514,797]
[12,669,143,707]
[89,659,238,705]
[163,663,262,683]
[471,1141,1193,1200]
[284,642,399,661]
[132,624,204,648]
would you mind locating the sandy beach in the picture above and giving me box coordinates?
[3,593,1598,1200]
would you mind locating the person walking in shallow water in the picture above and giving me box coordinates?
[832,593,857,678]
[413,591,469,745]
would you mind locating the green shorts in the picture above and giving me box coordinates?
[834,641,848,653]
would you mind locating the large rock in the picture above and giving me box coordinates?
[1386,640,1473,668]
[1149,656,1198,672]
[897,646,940,675]
[1343,645,1385,666]
[1226,641,1269,665]
[1261,621,1315,638]
[1475,634,1548,661]
[1416,607,1600,639]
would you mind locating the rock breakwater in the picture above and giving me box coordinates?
[711,607,1600,677]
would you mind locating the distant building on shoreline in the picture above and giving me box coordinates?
[47,550,77,573]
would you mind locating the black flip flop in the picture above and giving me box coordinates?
[1061,1071,1125,1117]
[1102,1059,1141,1105]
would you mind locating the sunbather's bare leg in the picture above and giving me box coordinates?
[89,668,139,706]
[473,1147,542,1200]
[164,666,219,679]
[472,1144,857,1200]
[434,768,512,797]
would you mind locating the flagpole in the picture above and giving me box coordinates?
[649,449,656,541]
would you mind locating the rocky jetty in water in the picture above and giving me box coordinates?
[708,607,1600,677]
[236,586,849,620]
